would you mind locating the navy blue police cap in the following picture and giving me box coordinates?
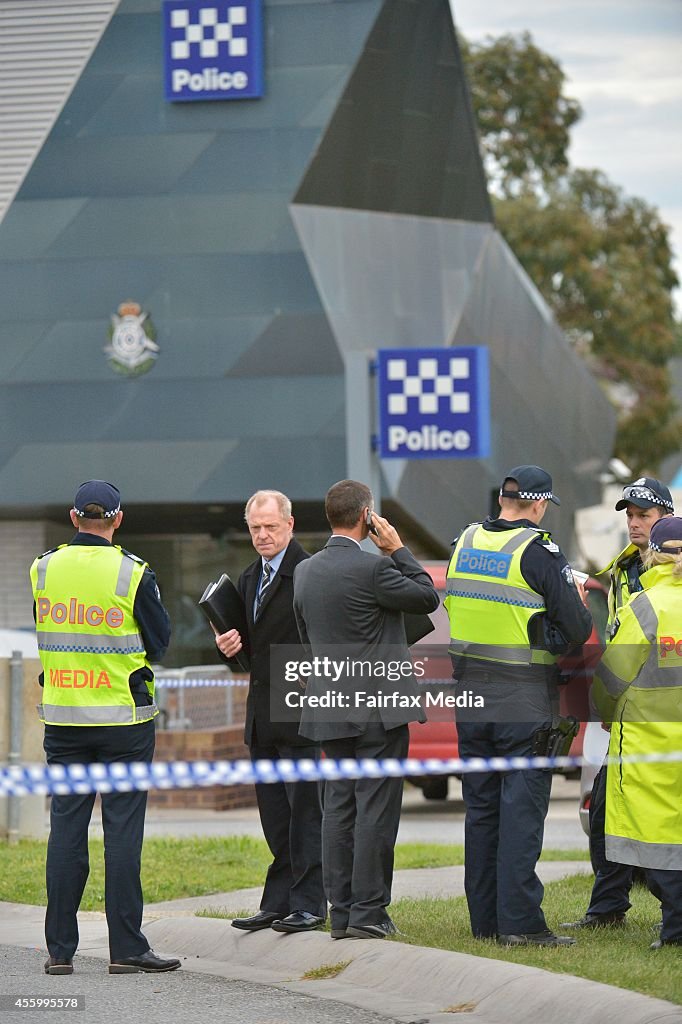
[73,480,121,519]
[500,465,560,506]
[614,477,674,513]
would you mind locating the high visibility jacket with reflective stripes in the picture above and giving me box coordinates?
[592,563,682,870]
[597,543,643,639]
[444,523,556,668]
[30,543,157,727]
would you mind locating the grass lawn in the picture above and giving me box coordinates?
[0,836,588,910]
[390,876,681,1007]
[3,837,674,1005]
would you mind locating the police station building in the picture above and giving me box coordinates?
[0,0,616,666]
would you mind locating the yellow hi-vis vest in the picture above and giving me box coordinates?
[592,563,682,870]
[444,523,556,668]
[597,542,642,640]
[30,543,157,727]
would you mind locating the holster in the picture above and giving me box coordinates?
[531,716,579,758]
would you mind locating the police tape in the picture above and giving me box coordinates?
[1,752,682,797]
[155,678,248,688]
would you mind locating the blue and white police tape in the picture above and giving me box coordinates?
[155,678,248,688]
[1,751,682,797]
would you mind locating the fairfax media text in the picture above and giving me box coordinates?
[285,689,485,710]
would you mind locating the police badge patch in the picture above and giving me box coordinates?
[105,301,159,377]
[561,564,577,587]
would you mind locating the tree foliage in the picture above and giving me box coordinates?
[460,32,581,198]
[461,34,680,475]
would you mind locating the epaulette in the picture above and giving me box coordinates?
[535,531,561,554]
[35,545,61,559]
[119,547,146,565]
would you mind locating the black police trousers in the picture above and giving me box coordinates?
[43,720,155,961]
[586,763,634,917]
[457,719,552,938]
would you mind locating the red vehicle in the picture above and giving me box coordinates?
[408,562,608,799]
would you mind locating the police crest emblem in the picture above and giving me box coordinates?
[105,301,159,376]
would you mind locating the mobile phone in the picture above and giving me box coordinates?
[366,508,379,535]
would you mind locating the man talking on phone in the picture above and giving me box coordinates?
[293,480,439,940]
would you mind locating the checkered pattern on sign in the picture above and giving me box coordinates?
[386,357,471,416]
[171,5,248,60]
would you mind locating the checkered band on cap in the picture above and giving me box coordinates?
[515,490,554,501]
[73,504,120,519]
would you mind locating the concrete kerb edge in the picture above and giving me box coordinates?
[138,915,682,1024]
[1,903,680,1024]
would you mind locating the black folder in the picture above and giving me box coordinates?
[198,573,250,673]
[404,612,436,647]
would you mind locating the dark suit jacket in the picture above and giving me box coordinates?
[238,538,311,748]
[293,538,439,741]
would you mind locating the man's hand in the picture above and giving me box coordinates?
[215,627,243,658]
[367,512,403,556]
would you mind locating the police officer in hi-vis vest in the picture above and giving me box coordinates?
[444,465,592,947]
[31,480,180,976]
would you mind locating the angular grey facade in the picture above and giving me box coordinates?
[0,0,616,656]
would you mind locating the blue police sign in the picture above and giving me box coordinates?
[163,1,264,102]
[377,347,490,460]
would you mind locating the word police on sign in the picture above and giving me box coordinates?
[377,347,490,460]
[163,1,264,102]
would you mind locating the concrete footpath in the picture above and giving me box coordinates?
[2,861,681,1024]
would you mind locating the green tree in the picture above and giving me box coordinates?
[461,35,681,474]
[460,32,581,197]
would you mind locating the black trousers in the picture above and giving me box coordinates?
[457,719,552,938]
[646,868,682,942]
[586,764,634,916]
[43,721,155,961]
[321,723,409,931]
[249,738,325,918]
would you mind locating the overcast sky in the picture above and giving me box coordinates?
[450,0,682,310]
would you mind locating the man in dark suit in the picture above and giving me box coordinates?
[215,490,325,933]
[293,479,439,940]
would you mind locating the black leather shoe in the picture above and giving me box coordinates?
[650,937,682,950]
[560,913,626,929]
[271,912,325,933]
[497,930,576,947]
[109,949,181,974]
[331,928,348,939]
[347,921,397,940]
[231,911,283,932]
[44,957,73,975]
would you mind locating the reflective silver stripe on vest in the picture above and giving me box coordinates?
[499,528,539,553]
[448,640,534,664]
[596,661,630,700]
[36,631,145,654]
[36,551,57,590]
[446,577,545,609]
[461,525,478,548]
[38,702,157,725]
[634,648,682,689]
[629,592,658,639]
[606,834,682,872]
[115,555,138,598]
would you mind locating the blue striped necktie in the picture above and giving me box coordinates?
[256,561,272,614]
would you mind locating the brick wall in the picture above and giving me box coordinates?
[149,725,256,810]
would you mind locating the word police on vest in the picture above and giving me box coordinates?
[388,425,471,453]
[37,598,124,628]
[660,636,682,659]
[171,68,248,94]
[456,548,512,579]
